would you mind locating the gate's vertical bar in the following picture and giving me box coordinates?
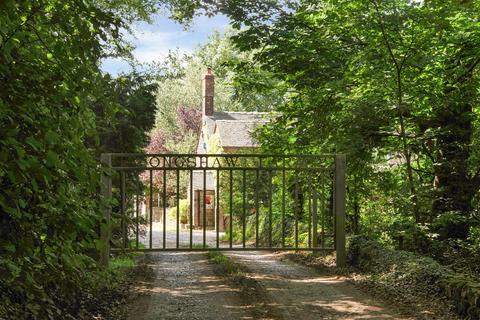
[203,165,207,248]
[312,188,318,249]
[294,172,299,249]
[149,170,153,249]
[242,169,246,248]
[176,169,180,248]
[321,181,326,249]
[100,154,112,266]
[255,166,259,248]
[335,154,346,267]
[190,170,193,248]
[308,173,312,249]
[282,159,286,248]
[332,164,336,250]
[197,191,200,241]
[163,169,167,248]
[268,170,273,248]
[135,184,139,250]
[216,168,220,249]
[121,171,127,250]
[229,169,233,249]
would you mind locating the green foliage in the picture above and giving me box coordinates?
[168,199,190,224]
[349,236,446,291]
[0,0,155,318]
[179,199,190,224]
[94,72,158,155]
[149,29,280,154]
[349,236,480,319]
[203,0,480,259]
[441,274,480,319]
[207,251,244,276]
[110,256,136,269]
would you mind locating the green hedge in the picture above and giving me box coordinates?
[348,236,480,319]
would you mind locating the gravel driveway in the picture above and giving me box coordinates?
[126,252,253,320]
[226,251,410,320]
[128,219,408,320]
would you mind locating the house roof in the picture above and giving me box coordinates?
[205,111,269,148]
[215,120,266,147]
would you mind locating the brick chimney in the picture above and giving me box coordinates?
[202,67,214,116]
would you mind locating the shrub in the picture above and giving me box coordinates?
[168,199,190,224]
[180,199,190,224]
[348,236,480,319]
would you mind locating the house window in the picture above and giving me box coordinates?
[203,142,207,151]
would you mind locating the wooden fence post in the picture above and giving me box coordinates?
[100,153,112,267]
[335,154,347,267]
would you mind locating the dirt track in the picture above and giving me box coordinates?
[226,251,410,320]
[125,252,252,320]
[126,251,409,320]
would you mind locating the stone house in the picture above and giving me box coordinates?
[191,68,269,230]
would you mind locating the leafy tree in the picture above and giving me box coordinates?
[230,0,480,246]
[93,72,158,155]
[0,0,157,318]
[160,0,480,255]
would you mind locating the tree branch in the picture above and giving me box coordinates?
[0,6,40,51]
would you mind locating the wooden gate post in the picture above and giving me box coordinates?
[335,154,347,267]
[100,153,112,267]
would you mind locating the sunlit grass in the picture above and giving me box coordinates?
[110,256,136,269]
[207,251,244,276]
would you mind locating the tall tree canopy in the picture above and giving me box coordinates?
[163,0,480,266]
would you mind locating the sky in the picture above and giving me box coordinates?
[101,13,230,75]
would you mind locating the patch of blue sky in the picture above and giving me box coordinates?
[101,13,230,76]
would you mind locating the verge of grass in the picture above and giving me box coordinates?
[105,250,155,319]
[110,256,136,269]
[207,251,245,276]
[76,253,141,319]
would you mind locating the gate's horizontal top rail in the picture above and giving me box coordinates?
[105,153,337,158]
[111,166,332,171]
[106,153,336,171]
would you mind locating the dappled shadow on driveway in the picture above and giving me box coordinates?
[126,252,254,320]
[125,250,411,320]
[226,251,411,320]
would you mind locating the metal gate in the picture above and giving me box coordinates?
[99,154,346,266]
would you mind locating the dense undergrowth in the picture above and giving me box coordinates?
[0,1,156,318]
[348,236,480,320]
[0,255,136,319]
